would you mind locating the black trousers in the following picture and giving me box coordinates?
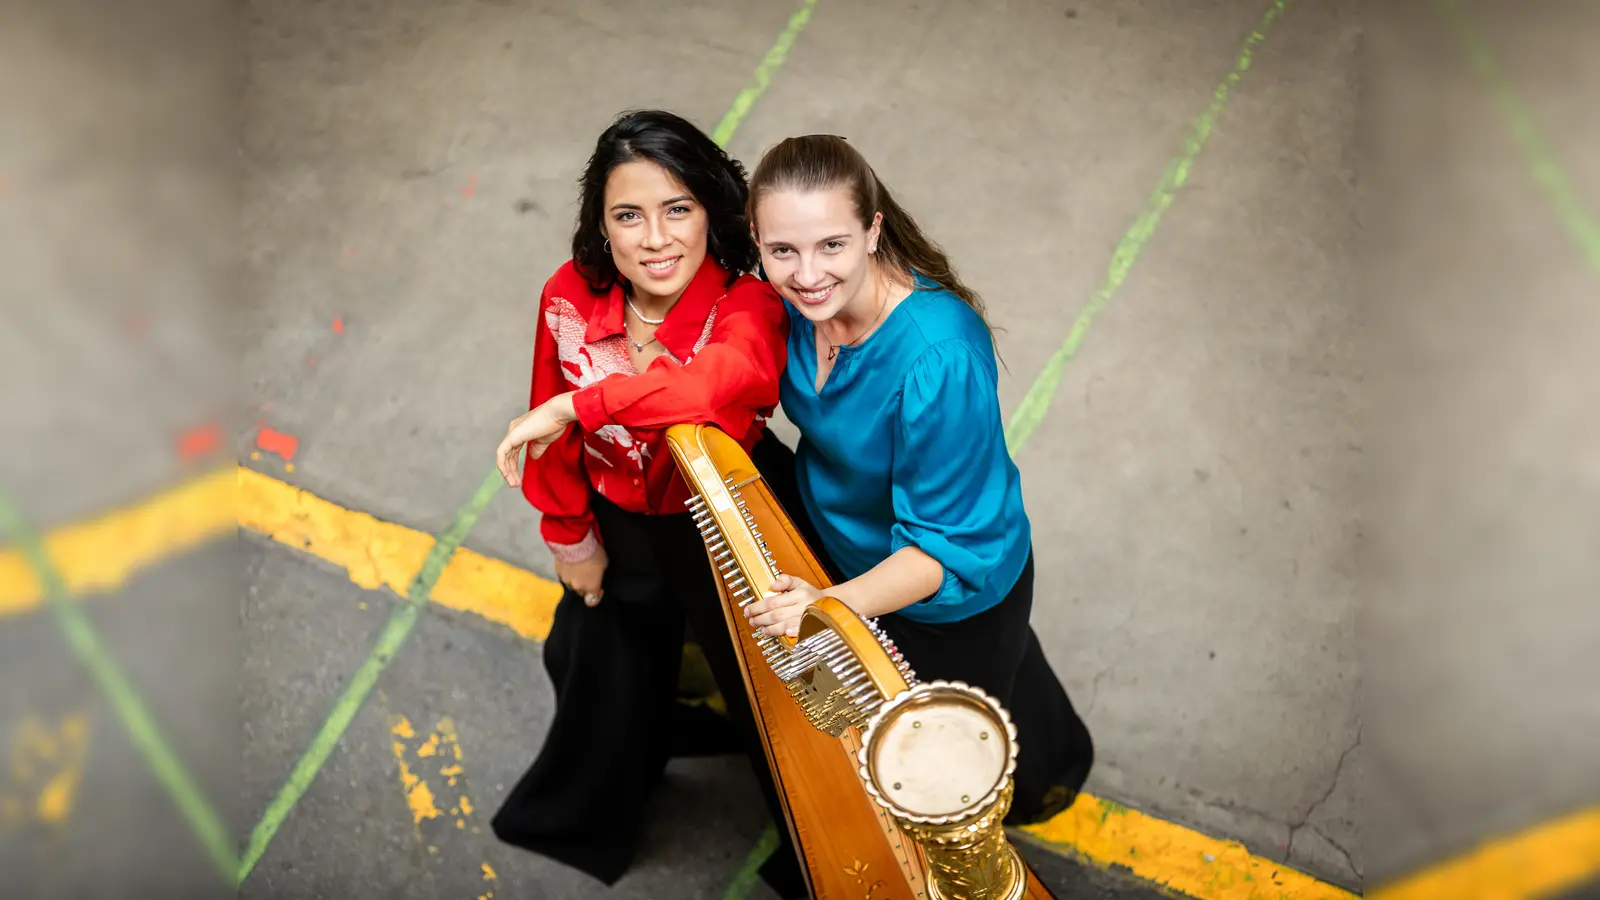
[768,465,1097,828]
[734,449,1097,891]
[875,560,1097,825]
[490,431,809,897]
[491,431,1091,896]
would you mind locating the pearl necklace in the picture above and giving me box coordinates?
[626,296,665,325]
[624,287,665,353]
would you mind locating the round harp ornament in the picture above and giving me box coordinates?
[858,680,1028,900]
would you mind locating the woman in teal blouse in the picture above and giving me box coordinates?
[768,270,1029,626]
[741,134,1094,828]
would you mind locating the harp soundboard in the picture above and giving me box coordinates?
[666,423,1056,900]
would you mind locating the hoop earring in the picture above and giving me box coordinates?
[604,238,612,253]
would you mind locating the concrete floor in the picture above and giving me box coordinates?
[240,0,1373,887]
[1359,0,1600,885]
[2,0,1598,896]
[239,536,780,900]
[238,535,1172,899]
[3,536,1171,900]
[0,543,240,899]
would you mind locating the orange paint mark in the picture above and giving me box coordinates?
[9,715,89,826]
[256,427,299,461]
[461,173,478,198]
[481,861,499,899]
[176,424,222,462]
[126,314,147,337]
[389,716,441,825]
[342,244,357,261]
[306,356,317,366]
[332,317,344,335]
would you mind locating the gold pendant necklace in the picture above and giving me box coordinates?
[826,282,890,361]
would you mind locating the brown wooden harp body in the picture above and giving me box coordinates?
[665,423,1056,900]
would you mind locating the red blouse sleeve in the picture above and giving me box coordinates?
[569,279,788,442]
[520,277,601,562]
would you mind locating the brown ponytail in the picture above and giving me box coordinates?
[748,135,999,347]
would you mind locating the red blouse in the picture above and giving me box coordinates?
[520,257,789,562]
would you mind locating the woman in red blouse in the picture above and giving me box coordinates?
[488,110,806,898]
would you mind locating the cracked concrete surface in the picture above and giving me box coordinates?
[1288,727,1362,884]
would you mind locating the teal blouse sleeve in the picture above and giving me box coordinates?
[888,340,1015,620]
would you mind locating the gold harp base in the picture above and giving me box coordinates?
[926,847,1028,900]
[897,783,1028,900]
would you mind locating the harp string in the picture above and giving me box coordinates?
[685,478,917,735]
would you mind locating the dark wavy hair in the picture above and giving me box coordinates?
[571,110,758,295]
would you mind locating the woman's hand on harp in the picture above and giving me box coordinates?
[745,573,821,638]
[496,393,579,487]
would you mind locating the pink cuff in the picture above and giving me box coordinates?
[546,528,601,564]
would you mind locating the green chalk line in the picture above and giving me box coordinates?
[0,492,240,884]
[721,823,782,900]
[1004,0,1294,456]
[1433,0,1600,271]
[236,0,819,887]
[235,467,502,883]
[708,1,819,895]
[712,0,818,148]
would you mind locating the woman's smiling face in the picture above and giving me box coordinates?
[754,184,881,323]
[602,159,709,301]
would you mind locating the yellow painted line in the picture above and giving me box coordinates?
[238,466,432,597]
[239,465,564,638]
[0,464,561,641]
[0,466,235,616]
[1369,806,1600,900]
[430,542,562,641]
[233,471,1359,899]
[14,468,1600,899]
[1021,794,1357,900]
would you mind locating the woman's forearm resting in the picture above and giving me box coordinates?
[830,546,945,619]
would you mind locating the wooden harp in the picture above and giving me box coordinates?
[666,423,1056,900]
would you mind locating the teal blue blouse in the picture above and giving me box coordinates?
[779,278,1033,623]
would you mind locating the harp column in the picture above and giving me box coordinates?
[858,681,1029,900]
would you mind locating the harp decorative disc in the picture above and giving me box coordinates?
[666,423,1053,900]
